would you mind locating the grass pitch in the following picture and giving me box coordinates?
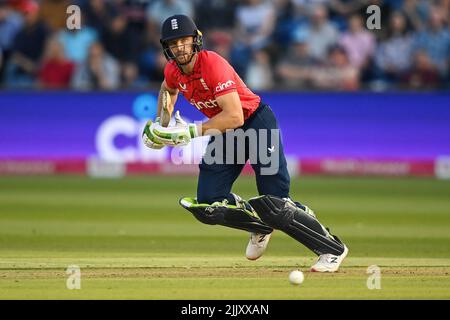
[0,175,449,299]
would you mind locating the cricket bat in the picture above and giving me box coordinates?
[160,90,172,127]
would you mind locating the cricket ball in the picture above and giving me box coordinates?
[289,270,304,285]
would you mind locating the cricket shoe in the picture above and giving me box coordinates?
[246,232,272,260]
[310,245,349,272]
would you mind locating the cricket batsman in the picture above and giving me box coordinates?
[142,15,348,272]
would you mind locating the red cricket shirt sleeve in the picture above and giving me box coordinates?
[163,62,178,90]
[203,52,238,98]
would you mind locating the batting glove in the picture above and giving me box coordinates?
[150,111,199,147]
[142,117,165,150]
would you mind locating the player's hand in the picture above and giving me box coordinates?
[142,117,165,150]
[150,111,199,147]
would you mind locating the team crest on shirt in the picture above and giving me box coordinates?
[179,82,187,91]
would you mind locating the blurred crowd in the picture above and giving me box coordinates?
[0,0,449,91]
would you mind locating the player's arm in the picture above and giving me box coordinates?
[157,80,179,127]
[142,80,179,149]
[148,56,245,146]
[200,91,244,135]
[148,91,244,147]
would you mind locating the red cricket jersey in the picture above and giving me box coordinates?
[164,50,261,120]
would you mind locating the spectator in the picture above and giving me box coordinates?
[245,48,274,90]
[294,4,339,61]
[72,42,120,90]
[413,7,450,76]
[272,0,297,48]
[205,30,233,61]
[0,4,22,53]
[147,50,166,85]
[401,0,430,31]
[375,11,414,82]
[82,0,118,34]
[275,28,317,89]
[57,23,98,64]
[401,49,441,89]
[101,13,139,87]
[292,0,383,30]
[39,0,70,32]
[292,0,330,16]
[38,36,75,89]
[0,3,23,83]
[328,0,384,17]
[116,0,150,31]
[434,0,450,19]
[384,0,407,11]
[194,0,237,32]
[310,45,360,90]
[339,14,376,70]
[5,0,49,88]
[231,0,276,75]
[146,0,194,27]
[136,19,166,84]
[1,0,448,91]
[234,0,276,50]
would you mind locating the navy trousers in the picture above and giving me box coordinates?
[197,102,290,204]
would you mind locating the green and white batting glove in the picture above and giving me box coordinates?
[150,111,199,147]
[142,117,165,150]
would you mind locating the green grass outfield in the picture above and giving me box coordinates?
[0,175,449,299]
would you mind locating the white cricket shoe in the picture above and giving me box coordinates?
[246,232,272,260]
[310,245,349,272]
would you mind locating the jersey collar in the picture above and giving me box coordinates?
[180,51,202,78]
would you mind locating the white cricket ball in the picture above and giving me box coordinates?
[289,270,304,285]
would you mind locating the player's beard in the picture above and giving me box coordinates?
[174,45,195,66]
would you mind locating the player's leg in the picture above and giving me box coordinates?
[179,194,273,234]
[253,193,346,258]
[249,195,348,271]
[196,133,245,205]
[246,103,348,271]
[240,103,290,198]
[180,133,273,235]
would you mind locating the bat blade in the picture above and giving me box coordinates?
[160,91,172,126]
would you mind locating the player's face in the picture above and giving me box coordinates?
[168,36,195,65]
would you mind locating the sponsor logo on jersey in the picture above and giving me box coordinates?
[215,80,235,93]
[190,99,219,110]
[179,82,187,91]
